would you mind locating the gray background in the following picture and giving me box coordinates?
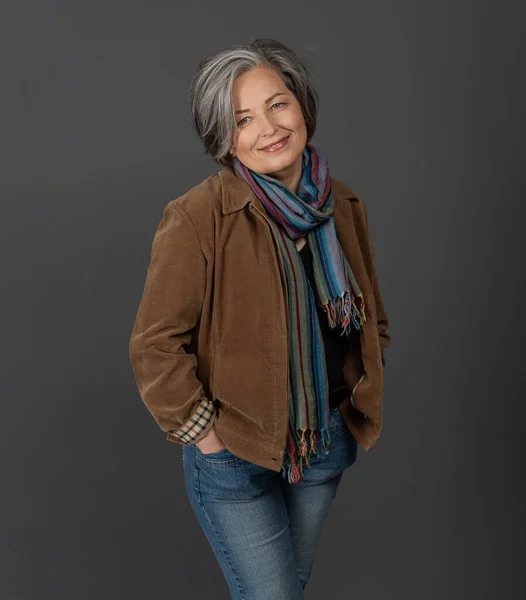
[1,1,524,598]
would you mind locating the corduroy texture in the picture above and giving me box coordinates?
[233,143,367,483]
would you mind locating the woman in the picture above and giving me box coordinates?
[129,38,391,599]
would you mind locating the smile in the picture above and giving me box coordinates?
[260,135,290,152]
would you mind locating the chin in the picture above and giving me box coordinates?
[260,160,294,176]
[265,147,303,169]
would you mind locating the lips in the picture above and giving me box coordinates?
[260,135,289,151]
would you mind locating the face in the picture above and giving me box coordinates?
[230,66,307,182]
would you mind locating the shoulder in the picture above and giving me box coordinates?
[331,175,359,201]
[331,175,368,222]
[164,171,223,221]
[156,172,222,259]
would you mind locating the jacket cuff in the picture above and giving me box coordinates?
[166,398,216,445]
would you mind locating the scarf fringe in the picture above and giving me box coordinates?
[323,290,367,335]
[281,426,331,484]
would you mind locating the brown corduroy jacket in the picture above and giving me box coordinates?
[129,167,391,472]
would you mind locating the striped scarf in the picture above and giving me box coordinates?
[233,143,367,484]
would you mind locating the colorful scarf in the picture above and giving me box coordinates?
[233,143,367,484]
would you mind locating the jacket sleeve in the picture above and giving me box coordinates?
[360,199,391,368]
[129,200,216,445]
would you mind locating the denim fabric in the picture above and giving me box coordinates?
[182,406,357,599]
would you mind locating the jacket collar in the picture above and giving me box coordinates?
[218,167,358,215]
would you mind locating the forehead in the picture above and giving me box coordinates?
[232,67,287,100]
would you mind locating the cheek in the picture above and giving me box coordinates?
[284,108,307,134]
[293,109,306,128]
[237,130,258,153]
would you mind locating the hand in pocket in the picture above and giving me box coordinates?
[195,424,226,454]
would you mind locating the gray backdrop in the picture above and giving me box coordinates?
[1,1,524,598]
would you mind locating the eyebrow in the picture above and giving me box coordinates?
[235,92,287,115]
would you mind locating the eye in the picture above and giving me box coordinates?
[236,102,287,127]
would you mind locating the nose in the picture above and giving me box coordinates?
[259,112,278,137]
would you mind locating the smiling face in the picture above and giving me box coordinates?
[230,66,307,183]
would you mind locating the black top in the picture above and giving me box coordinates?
[298,243,351,408]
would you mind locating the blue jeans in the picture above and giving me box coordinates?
[182,406,357,599]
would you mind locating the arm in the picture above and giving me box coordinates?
[129,200,216,445]
[360,199,391,368]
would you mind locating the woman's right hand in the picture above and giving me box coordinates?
[195,424,226,454]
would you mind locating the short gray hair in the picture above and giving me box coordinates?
[186,38,319,172]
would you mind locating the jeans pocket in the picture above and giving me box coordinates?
[195,445,243,466]
[328,407,354,437]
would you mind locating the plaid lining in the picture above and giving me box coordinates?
[167,399,216,445]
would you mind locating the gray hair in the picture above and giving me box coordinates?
[186,38,319,172]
